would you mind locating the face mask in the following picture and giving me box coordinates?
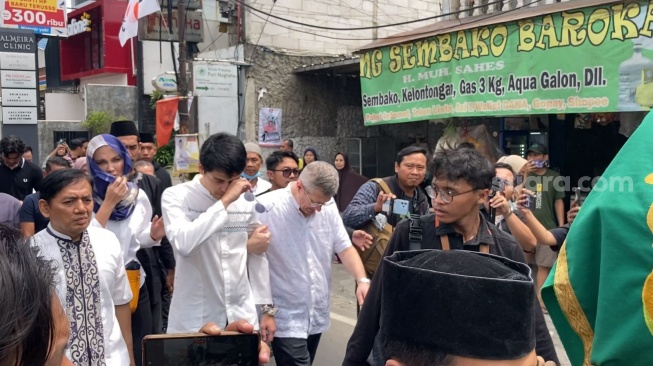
[241,171,261,180]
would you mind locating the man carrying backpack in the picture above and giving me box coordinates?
[342,146,430,279]
[342,146,560,366]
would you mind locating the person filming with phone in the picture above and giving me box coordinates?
[524,143,565,313]
[344,146,559,366]
[484,163,537,253]
[518,187,583,252]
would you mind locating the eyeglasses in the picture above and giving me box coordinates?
[302,186,334,208]
[272,168,299,178]
[425,185,476,204]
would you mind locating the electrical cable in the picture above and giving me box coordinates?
[243,0,542,42]
[230,0,508,31]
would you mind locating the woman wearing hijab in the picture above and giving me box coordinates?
[303,147,318,166]
[334,152,368,213]
[87,134,165,366]
[73,156,88,173]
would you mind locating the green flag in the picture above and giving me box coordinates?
[542,113,653,365]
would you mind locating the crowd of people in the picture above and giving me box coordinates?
[0,126,579,366]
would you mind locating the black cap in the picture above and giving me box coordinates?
[526,143,548,155]
[381,250,535,360]
[110,120,139,137]
[139,132,155,144]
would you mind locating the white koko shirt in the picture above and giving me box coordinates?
[33,225,133,366]
[162,177,272,333]
[257,186,352,338]
[252,177,272,196]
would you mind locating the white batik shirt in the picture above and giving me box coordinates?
[33,225,132,366]
[162,177,272,333]
[257,186,352,338]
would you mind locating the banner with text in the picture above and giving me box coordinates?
[360,0,653,125]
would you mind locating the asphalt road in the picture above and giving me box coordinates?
[269,262,571,366]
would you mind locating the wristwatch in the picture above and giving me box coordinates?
[357,277,371,285]
[261,304,279,317]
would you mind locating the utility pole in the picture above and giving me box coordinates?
[177,0,189,133]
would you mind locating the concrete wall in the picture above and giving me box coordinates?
[37,120,88,165]
[45,92,85,121]
[245,0,442,54]
[85,84,138,122]
[243,45,362,162]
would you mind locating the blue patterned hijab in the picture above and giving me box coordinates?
[87,134,138,221]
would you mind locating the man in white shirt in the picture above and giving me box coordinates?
[257,161,369,366]
[243,142,272,195]
[31,168,134,365]
[162,133,275,339]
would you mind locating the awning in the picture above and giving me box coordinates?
[358,0,625,51]
[293,57,360,75]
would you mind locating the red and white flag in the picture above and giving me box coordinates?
[118,0,160,47]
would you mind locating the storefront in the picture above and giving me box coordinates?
[358,0,652,191]
[59,0,134,85]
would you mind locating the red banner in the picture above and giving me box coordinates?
[156,97,178,146]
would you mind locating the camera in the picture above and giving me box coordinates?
[489,177,507,197]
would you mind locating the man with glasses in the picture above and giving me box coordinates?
[343,146,559,366]
[261,150,300,194]
[257,161,369,366]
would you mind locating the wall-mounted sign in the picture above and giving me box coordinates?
[1,88,37,106]
[0,0,68,37]
[2,107,37,124]
[1,70,36,87]
[359,0,653,125]
[139,10,204,43]
[152,73,177,92]
[0,52,35,70]
[193,63,238,98]
[67,12,91,37]
[160,0,202,10]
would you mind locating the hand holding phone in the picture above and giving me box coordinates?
[143,331,260,365]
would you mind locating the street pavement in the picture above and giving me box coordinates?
[270,262,571,366]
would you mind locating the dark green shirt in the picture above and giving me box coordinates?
[525,169,565,229]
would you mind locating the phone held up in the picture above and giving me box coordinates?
[572,187,588,207]
[143,332,260,366]
[382,198,410,216]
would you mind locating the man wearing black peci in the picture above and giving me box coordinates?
[343,146,559,366]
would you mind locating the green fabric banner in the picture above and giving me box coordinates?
[360,0,653,125]
[541,109,653,365]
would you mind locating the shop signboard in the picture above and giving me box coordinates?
[138,10,203,43]
[360,0,653,125]
[0,0,68,37]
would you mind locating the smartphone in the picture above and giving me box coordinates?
[532,160,545,168]
[58,139,66,145]
[515,174,524,186]
[392,199,410,216]
[572,187,588,207]
[523,195,534,209]
[143,332,260,366]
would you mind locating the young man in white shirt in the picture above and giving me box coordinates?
[161,133,275,339]
[257,161,369,366]
[32,169,135,365]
